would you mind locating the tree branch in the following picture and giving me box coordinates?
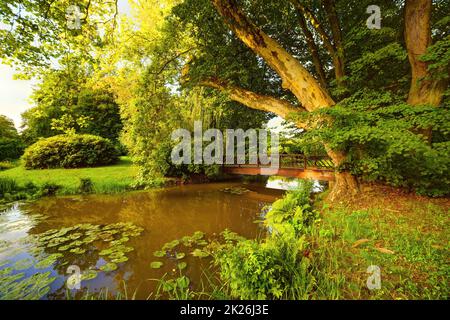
[290,0,336,57]
[295,8,328,88]
[210,0,334,111]
[200,77,308,127]
[322,0,345,81]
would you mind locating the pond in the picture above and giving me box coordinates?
[0,181,285,299]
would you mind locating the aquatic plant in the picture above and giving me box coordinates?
[0,220,144,300]
[150,261,163,269]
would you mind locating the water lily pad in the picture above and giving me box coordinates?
[175,252,185,260]
[81,270,98,281]
[153,250,165,258]
[58,244,73,251]
[115,245,134,253]
[69,240,85,247]
[192,231,205,240]
[150,261,163,269]
[0,271,55,300]
[99,248,114,256]
[70,248,86,254]
[181,236,194,247]
[110,237,129,245]
[162,239,180,251]
[99,262,118,272]
[35,254,62,269]
[191,249,209,258]
[111,256,128,263]
[196,240,208,246]
[82,236,97,244]
[177,262,187,270]
[13,259,34,271]
[67,232,83,240]
[222,187,250,195]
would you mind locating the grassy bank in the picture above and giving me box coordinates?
[0,157,139,204]
[309,186,449,299]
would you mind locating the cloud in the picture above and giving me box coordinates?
[0,64,37,129]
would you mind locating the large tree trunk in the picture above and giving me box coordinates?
[201,78,359,198]
[405,0,447,142]
[405,0,446,106]
[208,0,359,199]
[325,147,359,201]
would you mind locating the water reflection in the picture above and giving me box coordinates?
[0,182,283,299]
[265,176,327,192]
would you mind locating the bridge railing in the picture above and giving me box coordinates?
[223,154,334,171]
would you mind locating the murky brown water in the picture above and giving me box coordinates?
[0,182,283,299]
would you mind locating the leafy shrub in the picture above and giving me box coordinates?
[0,137,25,161]
[0,161,15,171]
[78,178,94,194]
[38,182,61,196]
[265,182,318,236]
[294,95,450,196]
[22,134,119,169]
[214,234,312,299]
[211,185,319,299]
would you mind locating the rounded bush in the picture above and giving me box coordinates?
[22,134,119,169]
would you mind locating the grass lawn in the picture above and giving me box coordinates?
[0,156,138,194]
[312,185,449,299]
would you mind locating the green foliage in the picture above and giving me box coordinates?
[0,177,18,195]
[0,115,24,160]
[78,178,94,194]
[214,234,312,299]
[22,65,123,145]
[0,137,24,161]
[420,36,450,82]
[0,115,18,139]
[209,185,319,299]
[0,0,118,73]
[265,182,318,236]
[292,92,450,196]
[0,161,15,171]
[22,134,118,169]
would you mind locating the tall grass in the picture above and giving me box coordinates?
[0,177,18,194]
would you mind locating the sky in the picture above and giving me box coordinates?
[0,64,37,130]
[0,0,132,130]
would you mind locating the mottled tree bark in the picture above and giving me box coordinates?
[405,0,447,141]
[211,0,334,112]
[201,78,306,119]
[406,0,439,105]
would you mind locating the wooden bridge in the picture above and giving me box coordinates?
[222,154,335,181]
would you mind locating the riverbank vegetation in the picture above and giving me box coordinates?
[149,182,449,300]
[0,157,138,207]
